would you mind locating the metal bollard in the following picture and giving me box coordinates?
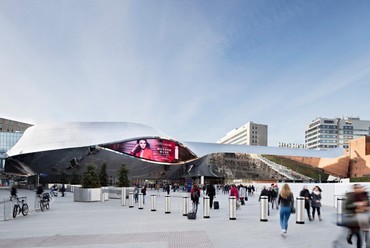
[337,197,346,225]
[165,195,171,214]
[138,193,143,209]
[129,192,134,208]
[229,196,236,220]
[100,188,105,203]
[151,194,157,211]
[203,196,210,218]
[182,196,189,216]
[121,187,127,206]
[260,196,268,222]
[296,196,304,224]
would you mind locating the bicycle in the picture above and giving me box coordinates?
[13,197,29,218]
[37,193,50,211]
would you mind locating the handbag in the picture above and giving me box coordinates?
[291,205,296,214]
[290,200,296,214]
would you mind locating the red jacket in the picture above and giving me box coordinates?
[230,187,239,200]
[132,148,154,160]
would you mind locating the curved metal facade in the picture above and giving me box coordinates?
[5,122,345,180]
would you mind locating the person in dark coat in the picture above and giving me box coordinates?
[10,185,17,201]
[165,184,170,195]
[207,183,216,208]
[141,185,147,204]
[190,184,201,211]
[311,186,322,221]
[260,186,271,215]
[300,186,312,221]
[345,184,369,248]
[60,184,66,197]
[36,185,44,196]
[278,184,294,237]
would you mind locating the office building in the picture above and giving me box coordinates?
[0,118,33,176]
[217,122,268,146]
[305,117,370,149]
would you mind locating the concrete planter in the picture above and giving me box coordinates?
[74,188,102,202]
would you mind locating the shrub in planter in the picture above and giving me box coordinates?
[117,163,130,187]
[82,164,101,188]
[74,164,101,202]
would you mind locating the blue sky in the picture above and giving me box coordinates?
[1,0,370,146]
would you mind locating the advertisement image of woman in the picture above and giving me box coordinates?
[131,139,154,160]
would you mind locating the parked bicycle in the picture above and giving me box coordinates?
[37,193,50,211]
[13,197,29,218]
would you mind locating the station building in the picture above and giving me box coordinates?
[4,122,347,187]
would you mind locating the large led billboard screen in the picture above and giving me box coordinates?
[103,138,196,163]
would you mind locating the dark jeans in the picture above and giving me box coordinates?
[305,207,312,219]
[348,230,363,248]
[209,196,214,208]
[312,207,321,218]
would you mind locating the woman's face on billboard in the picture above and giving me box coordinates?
[139,140,147,149]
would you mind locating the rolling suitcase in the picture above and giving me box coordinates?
[213,201,219,209]
[187,209,197,220]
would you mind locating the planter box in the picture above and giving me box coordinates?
[107,187,135,199]
[74,188,102,202]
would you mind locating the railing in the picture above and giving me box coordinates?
[256,154,311,181]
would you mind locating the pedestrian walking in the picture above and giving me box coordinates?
[141,185,147,204]
[10,185,17,201]
[260,186,271,215]
[278,183,294,238]
[206,183,216,208]
[311,186,322,221]
[133,185,139,203]
[300,185,312,221]
[191,184,201,212]
[60,184,66,197]
[344,184,369,248]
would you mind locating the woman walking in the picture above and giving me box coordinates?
[278,184,294,237]
[311,186,322,221]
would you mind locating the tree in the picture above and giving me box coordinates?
[99,164,108,186]
[59,171,67,184]
[117,163,129,187]
[70,170,81,185]
[82,164,101,188]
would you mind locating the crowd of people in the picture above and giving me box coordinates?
[9,180,370,246]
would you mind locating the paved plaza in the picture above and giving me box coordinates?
[0,187,358,248]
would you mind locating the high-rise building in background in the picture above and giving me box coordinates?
[0,118,33,174]
[217,121,268,146]
[305,117,370,149]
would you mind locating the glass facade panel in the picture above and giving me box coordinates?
[0,132,23,151]
[0,132,24,170]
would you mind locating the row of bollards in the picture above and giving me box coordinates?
[119,188,330,223]
[121,189,213,218]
